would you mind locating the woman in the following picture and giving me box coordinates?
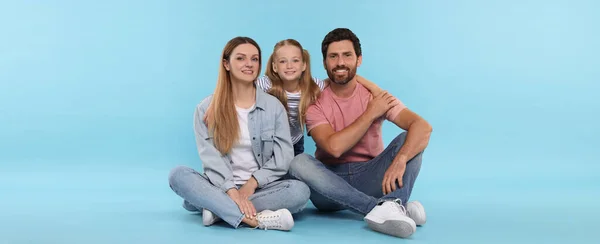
[168,36,310,231]
[256,39,384,155]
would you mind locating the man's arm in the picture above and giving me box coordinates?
[381,107,432,194]
[390,108,433,163]
[308,92,399,159]
[309,115,376,159]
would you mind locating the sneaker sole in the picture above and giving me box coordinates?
[365,218,416,238]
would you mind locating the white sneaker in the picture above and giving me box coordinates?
[255,209,294,231]
[406,201,427,226]
[202,209,221,226]
[364,199,416,238]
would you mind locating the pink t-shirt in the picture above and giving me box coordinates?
[306,83,406,164]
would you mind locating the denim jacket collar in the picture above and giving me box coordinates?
[253,85,269,111]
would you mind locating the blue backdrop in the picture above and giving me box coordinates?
[1,0,598,243]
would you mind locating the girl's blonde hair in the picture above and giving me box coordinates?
[265,39,320,129]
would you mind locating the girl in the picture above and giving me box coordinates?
[256,39,383,155]
[168,36,310,231]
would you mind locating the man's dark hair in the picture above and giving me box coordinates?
[321,28,362,60]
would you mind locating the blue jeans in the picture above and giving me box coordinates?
[293,136,305,156]
[168,166,311,228]
[288,132,423,215]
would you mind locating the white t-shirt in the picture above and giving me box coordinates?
[230,104,259,185]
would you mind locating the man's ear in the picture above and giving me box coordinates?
[357,55,363,68]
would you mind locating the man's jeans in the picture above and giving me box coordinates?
[169,166,311,228]
[288,132,423,215]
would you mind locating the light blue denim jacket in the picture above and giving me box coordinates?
[193,87,294,192]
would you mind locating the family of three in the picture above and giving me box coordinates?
[168,28,433,238]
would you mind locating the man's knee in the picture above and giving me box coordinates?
[289,153,320,178]
[392,131,408,146]
[407,151,424,168]
[392,132,426,162]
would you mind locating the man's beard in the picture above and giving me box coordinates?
[326,64,357,85]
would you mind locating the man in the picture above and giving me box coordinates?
[288,28,433,238]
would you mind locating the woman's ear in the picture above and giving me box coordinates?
[223,59,230,71]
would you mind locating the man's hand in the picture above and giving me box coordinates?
[226,188,256,219]
[366,91,400,121]
[382,156,408,195]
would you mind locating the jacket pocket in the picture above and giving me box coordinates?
[260,129,275,159]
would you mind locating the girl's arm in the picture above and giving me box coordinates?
[312,77,328,90]
[255,75,272,92]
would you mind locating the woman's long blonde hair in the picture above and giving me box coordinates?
[265,39,320,129]
[204,36,262,155]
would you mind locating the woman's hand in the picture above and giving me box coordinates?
[226,188,256,219]
[238,177,258,200]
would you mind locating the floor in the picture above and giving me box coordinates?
[1,160,597,244]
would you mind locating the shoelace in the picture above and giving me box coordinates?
[392,199,408,215]
[255,212,281,230]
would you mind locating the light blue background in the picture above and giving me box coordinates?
[1,0,598,243]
